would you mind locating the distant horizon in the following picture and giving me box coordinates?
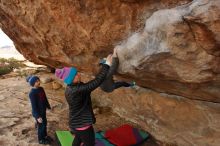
[0,45,15,48]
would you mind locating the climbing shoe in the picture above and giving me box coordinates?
[45,135,53,142]
[39,139,50,145]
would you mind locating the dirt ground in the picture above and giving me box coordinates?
[0,71,160,146]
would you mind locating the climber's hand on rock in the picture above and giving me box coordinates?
[113,47,118,57]
[105,54,112,66]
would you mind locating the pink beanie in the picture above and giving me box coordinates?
[55,67,77,85]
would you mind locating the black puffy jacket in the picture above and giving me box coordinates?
[65,64,109,131]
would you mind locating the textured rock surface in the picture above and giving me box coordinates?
[1,0,220,145]
[93,85,220,146]
[116,0,220,102]
[0,0,190,67]
[0,0,219,102]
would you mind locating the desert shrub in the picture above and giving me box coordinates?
[0,66,12,75]
[0,58,25,75]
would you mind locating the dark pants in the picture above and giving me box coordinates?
[36,115,47,141]
[113,81,131,89]
[72,126,95,146]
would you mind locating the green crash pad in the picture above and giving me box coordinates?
[56,131,74,146]
[56,131,114,146]
[55,125,149,146]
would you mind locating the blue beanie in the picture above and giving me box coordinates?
[63,67,78,85]
[26,75,32,82]
[28,76,39,86]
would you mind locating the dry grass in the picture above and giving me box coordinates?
[0,58,26,75]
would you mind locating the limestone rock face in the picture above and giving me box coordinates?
[116,0,220,102]
[1,1,220,145]
[2,0,219,103]
[1,0,220,101]
[92,87,220,146]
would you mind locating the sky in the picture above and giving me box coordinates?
[0,28,25,60]
[0,29,14,47]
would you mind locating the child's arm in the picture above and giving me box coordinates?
[42,88,51,109]
[45,98,51,109]
[29,92,40,119]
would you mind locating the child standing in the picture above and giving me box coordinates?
[27,76,51,145]
[55,54,112,146]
